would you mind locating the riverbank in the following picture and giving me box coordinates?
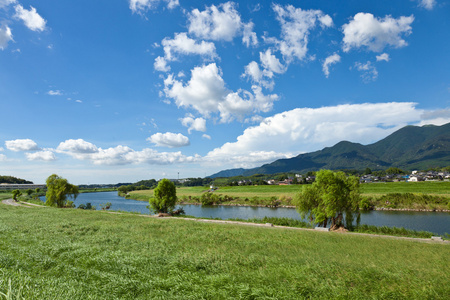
[0,203,448,299]
[126,183,450,211]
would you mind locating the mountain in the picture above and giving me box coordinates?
[208,123,450,178]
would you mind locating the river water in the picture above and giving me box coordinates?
[48,192,450,235]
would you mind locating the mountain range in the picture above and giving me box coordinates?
[209,123,450,178]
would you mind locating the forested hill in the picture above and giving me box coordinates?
[0,175,33,184]
[209,123,450,178]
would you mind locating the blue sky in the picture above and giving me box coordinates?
[0,0,449,184]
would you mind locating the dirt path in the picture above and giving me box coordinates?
[1,199,46,208]
[1,199,448,244]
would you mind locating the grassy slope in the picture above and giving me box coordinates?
[1,204,449,299]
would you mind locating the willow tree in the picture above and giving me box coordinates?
[294,170,361,229]
[45,174,79,208]
[149,179,177,214]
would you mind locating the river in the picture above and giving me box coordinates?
[47,192,450,235]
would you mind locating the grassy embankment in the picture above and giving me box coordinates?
[0,204,449,299]
[127,181,450,210]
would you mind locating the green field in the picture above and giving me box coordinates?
[0,204,449,299]
[127,181,450,209]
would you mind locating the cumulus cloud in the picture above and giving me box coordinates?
[164,63,228,116]
[376,53,390,62]
[154,32,217,72]
[418,0,436,10]
[47,90,63,96]
[242,22,258,47]
[26,150,56,161]
[14,4,46,32]
[342,13,414,53]
[0,0,16,9]
[129,0,179,13]
[205,102,423,168]
[154,56,170,72]
[419,108,450,126]
[162,32,217,61]
[322,53,341,78]
[0,25,13,50]
[5,139,40,152]
[57,139,98,154]
[271,4,333,63]
[354,61,378,82]
[242,61,274,90]
[180,115,207,133]
[56,138,198,165]
[164,63,278,122]
[187,2,256,46]
[260,49,286,74]
[148,132,190,148]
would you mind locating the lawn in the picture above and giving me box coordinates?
[0,204,449,299]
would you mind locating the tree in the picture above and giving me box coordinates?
[149,179,177,214]
[45,174,79,208]
[12,189,22,201]
[294,170,361,229]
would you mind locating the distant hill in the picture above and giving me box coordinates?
[0,175,33,184]
[209,123,450,178]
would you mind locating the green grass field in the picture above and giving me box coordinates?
[0,204,449,299]
[128,181,450,209]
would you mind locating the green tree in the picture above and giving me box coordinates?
[149,179,177,213]
[294,170,361,229]
[12,189,22,201]
[45,174,79,208]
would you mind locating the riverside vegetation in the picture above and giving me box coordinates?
[0,203,449,299]
[126,181,450,211]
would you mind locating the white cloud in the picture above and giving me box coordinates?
[14,5,46,32]
[180,115,207,133]
[271,4,333,63]
[354,61,378,82]
[164,63,228,116]
[0,154,7,161]
[154,56,170,72]
[26,150,56,161]
[418,0,436,10]
[342,13,414,53]
[0,147,3,151]
[242,61,274,90]
[158,32,217,66]
[0,0,16,9]
[260,49,286,74]
[322,53,341,78]
[57,139,98,154]
[47,90,63,96]
[187,2,256,46]
[5,139,40,152]
[205,102,423,168]
[148,132,190,148]
[75,100,82,103]
[129,0,179,13]
[376,53,390,62]
[202,134,211,140]
[0,25,13,50]
[165,63,279,122]
[242,22,258,47]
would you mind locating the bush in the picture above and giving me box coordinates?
[359,197,374,211]
[200,192,215,205]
